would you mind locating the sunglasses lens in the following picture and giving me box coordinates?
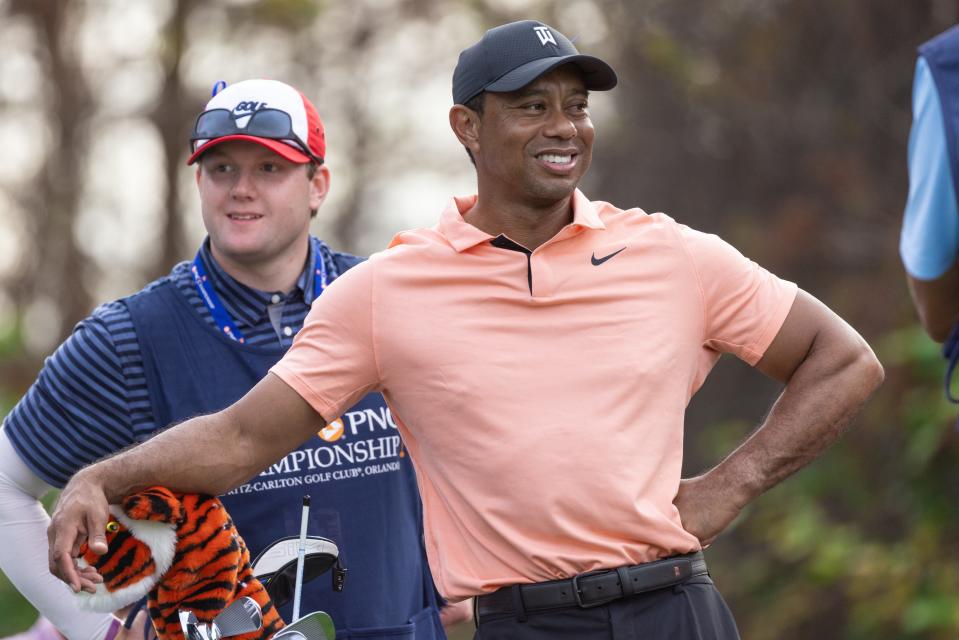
[244,110,294,138]
[190,108,315,161]
[193,110,235,140]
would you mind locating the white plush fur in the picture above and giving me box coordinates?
[77,505,177,613]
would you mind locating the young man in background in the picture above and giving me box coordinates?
[2,79,448,639]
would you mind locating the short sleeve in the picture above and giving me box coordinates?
[900,57,959,280]
[271,260,380,422]
[3,304,138,487]
[679,226,798,365]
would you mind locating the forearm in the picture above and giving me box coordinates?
[85,412,256,502]
[82,373,321,501]
[0,433,114,640]
[907,267,959,342]
[50,373,323,590]
[709,332,883,507]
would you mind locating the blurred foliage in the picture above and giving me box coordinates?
[249,0,325,27]
[0,573,36,638]
[2,0,959,638]
[0,317,23,416]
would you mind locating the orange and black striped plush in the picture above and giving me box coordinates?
[77,486,284,640]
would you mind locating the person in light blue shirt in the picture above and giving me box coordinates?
[901,25,959,342]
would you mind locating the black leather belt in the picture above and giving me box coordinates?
[475,552,707,624]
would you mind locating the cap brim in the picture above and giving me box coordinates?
[484,54,618,97]
[187,135,311,165]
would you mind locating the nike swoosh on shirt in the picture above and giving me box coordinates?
[590,247,626,266]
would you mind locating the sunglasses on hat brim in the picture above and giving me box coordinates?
[190,108,323,164]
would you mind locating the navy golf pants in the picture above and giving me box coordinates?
[473,575,740,639]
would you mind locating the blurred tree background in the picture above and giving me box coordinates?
[0,0,957,638]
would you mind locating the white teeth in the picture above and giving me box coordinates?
[230,214,261,220]
[539,153,572,165]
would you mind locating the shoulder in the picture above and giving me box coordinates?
[592,200,687,247]
[601,204,767,281]
[342,228,453,276]
[920,24,959,59]
[387,226,450,253]
[87,299,133,328]
[72,295,139,347]
[592,199,670,226]
[318,238,443,301]
[317,256,375,303]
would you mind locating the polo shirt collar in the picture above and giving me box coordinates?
[198,238,317,328]
[438,189,606,253]
[570,189,605,230]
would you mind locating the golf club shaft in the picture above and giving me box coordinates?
[292,495,311,622]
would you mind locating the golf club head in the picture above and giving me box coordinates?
[211,597,262,638]
[179,610,209,640]
[251,536,340,608]
[272,611,335,640]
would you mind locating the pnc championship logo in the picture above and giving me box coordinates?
[318,418,345,443]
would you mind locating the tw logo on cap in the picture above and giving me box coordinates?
[533,25,557,46]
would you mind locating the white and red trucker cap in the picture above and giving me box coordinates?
[187,79,325,165]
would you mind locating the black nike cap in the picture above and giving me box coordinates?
[452,20,618,105]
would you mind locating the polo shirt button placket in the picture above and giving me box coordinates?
[529,250,555,299]
[489,235,534,296]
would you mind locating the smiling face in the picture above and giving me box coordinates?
[469,65,594,208]
[195,140,328,272]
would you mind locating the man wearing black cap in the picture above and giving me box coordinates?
[48,22,883,640]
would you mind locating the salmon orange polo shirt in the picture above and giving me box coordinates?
[272,189,798,601]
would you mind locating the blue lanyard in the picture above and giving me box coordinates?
[191,249,328,344]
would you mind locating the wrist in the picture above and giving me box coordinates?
[706,457,761,511]
[78,462,120,503]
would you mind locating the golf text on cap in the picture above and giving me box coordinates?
[233,101,267,118]
[533,26,556,46]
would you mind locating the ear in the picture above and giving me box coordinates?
[308,163,331,212]
[123,486,183,524]
[449,104,482,159]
